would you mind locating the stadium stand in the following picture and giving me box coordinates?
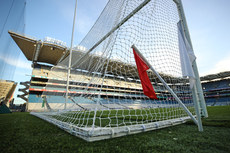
[9,31,192,111]
[0,80,17,107]
[9,31,229,111]
[28,63,176,111]
[0,80,17,113]
[201,71,230,106]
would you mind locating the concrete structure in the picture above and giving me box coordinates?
[9,31,193,111]
[201,71,230,106]
[0,80,17,107]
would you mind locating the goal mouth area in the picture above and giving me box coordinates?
[27,0,206,142]
[31,111,192,142]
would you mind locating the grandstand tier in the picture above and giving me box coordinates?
[0,80,17,107]
[9,31,194,112]
[201,71,230,106]
[27,63,192,111]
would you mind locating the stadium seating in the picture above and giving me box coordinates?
[27,62,230,111]
[0,80,17,107]
[202,77,230,106]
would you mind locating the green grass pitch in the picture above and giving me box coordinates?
[0,106,230,153]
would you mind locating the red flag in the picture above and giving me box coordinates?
[133,48,157,99]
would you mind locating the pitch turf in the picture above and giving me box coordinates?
[0,106,230,153]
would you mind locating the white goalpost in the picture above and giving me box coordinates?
[31,0,207,141]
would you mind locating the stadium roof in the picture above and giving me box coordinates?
[9,31,143,79]
[200,71,230,81]
[9,31,187,82]
[9,31,69,65]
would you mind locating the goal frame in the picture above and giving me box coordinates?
[173,0,208,125]
[31,111,191,142]
[30,0,207,141]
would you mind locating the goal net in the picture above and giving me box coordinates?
[31,0,202,141]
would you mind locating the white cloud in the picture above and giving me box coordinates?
[200,53,230,76]
[0,55,31,70]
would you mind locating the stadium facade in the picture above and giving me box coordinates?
[9,31,230,111]
[10,31,194,111]
[201,72,230,106]
[0,80,17,107]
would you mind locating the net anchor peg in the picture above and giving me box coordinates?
[126,127,130,134]
[141,124,146,131]
[111,129,114,137]
[155,123,159,129]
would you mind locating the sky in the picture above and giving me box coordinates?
[2,0,230,104]
[182,0,230,75]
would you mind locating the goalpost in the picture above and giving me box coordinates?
[31,0,207,141]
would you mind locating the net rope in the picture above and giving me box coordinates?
[35,0,195,134]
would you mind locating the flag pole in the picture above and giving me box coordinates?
[65,0,77,109]
[131,45,199,126]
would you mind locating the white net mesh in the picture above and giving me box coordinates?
[31,0,197,141]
